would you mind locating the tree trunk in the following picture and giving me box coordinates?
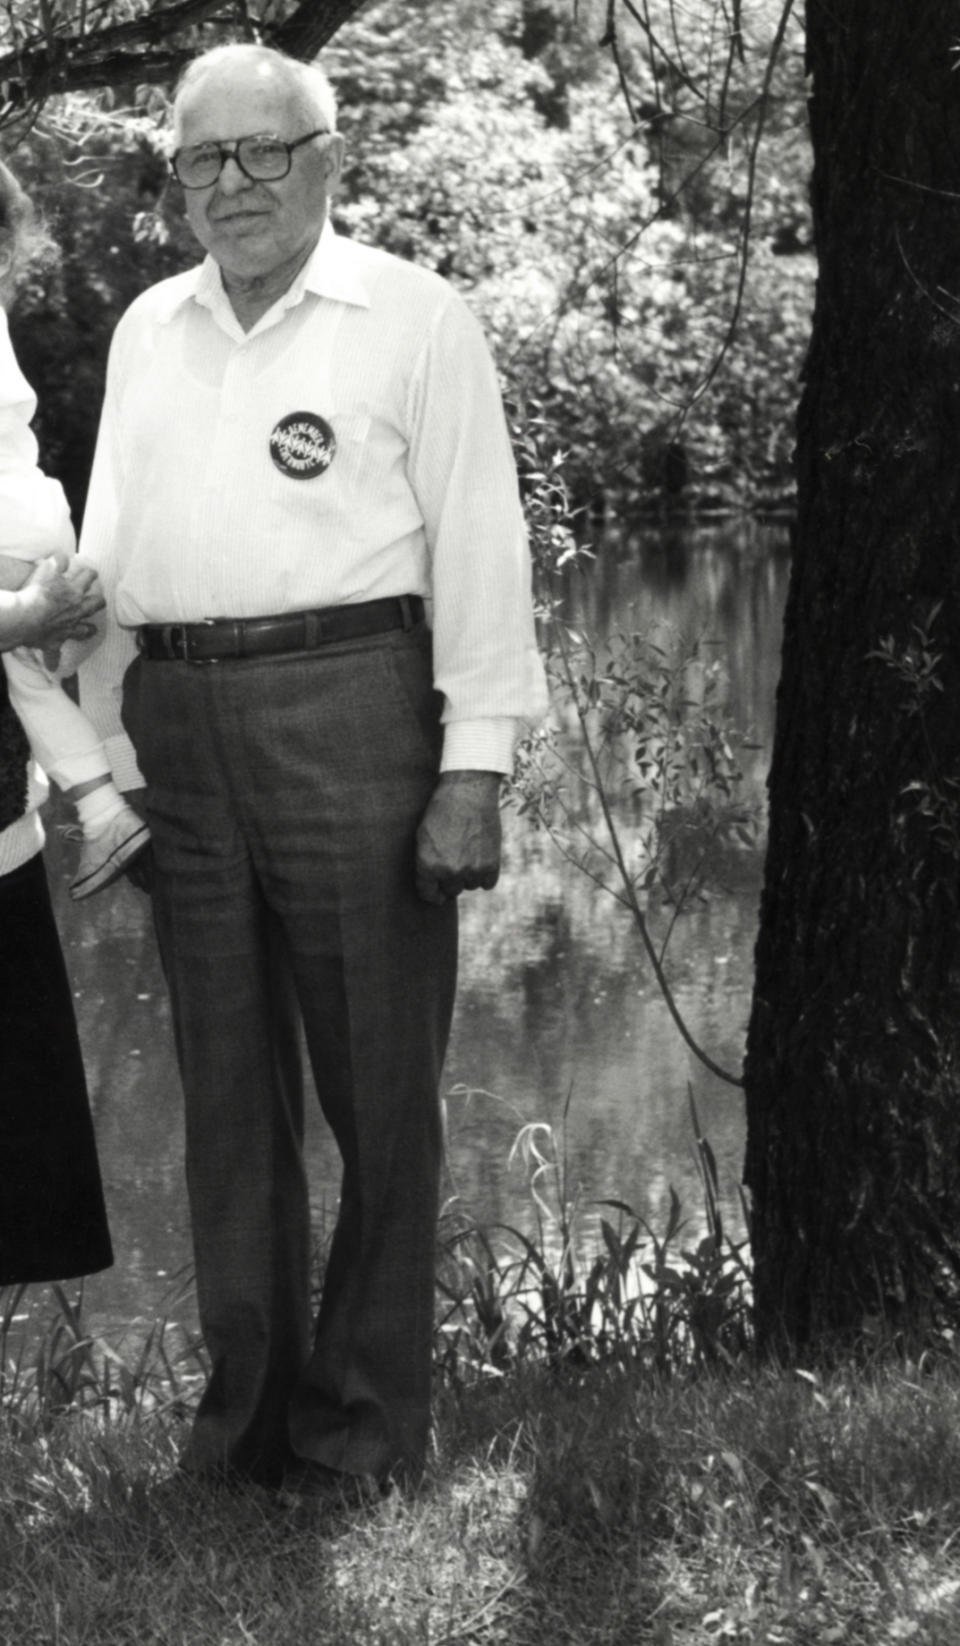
[743,2,960,1352]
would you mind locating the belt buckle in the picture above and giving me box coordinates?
[156,623,185,660]
[173,619,217,663]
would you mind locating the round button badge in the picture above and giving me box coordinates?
[269,411,337,479]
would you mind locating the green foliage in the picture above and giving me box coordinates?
[507,408,758,1085]
[3,1106,750,1436]
[0,0,813,520]
[511,618,760,907]
[870,603,960,865]
[333,0,814,511]
[435,1096,751,1383]
[0,1275,206,1431]
[6,115,191,521]
[0,0,363,114]
[7,1315,960,1642]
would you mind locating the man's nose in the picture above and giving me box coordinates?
[216,153,253,194]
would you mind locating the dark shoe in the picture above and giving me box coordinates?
[128,1470,241,1519]
[278,1458,388,1508]
[153,1457,283,1500]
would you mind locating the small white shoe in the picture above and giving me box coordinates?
[69,809,151,900]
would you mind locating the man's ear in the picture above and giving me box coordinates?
[323,134,346,189]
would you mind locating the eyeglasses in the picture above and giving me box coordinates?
[170,129,329,190]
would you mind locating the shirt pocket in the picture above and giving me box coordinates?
[262,409,372,522]
[330,411,372,487]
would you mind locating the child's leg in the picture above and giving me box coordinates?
[3,649,113,791]
[2,652,149,897]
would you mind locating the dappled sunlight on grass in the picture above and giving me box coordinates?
[6,1236,960,1642]
[5,1333,960,1642]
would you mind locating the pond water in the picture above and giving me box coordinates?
[36,518,790,1337]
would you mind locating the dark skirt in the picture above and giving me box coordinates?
[0,851,113,1285]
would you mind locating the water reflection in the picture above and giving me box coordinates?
[38,520,789,1335]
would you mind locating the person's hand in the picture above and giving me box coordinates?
[415,771,502,905]
[0,556,105,652]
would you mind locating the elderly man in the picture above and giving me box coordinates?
[79,41,545,1493]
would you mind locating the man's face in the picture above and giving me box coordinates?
[175,60,343,286]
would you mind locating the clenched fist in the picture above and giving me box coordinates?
[415,770,502,905]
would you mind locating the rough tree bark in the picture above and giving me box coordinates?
[743,2,960,1352]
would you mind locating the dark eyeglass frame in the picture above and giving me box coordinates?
[170,128,329,189]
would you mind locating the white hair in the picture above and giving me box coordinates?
[173,43,338,140]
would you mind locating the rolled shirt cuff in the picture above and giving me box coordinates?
[440,716,518,775]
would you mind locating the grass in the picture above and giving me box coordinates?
[435,1091,752,1381]
[3,1125,960,1645]
[3,1350,960,1644]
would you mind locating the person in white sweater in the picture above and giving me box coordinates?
[0,161,148,898]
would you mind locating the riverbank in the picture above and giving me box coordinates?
[3,1337,959,1644]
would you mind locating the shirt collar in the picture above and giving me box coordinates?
[156,220,372,328]
[300,221,372,309]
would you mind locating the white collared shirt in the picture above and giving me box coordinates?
[78,223,547,789]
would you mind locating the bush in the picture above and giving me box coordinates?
[5,0,813,522]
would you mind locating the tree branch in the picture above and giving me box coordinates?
[269,0,366,59]
[0,0,368,111]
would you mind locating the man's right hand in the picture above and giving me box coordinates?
[0,556,105,653]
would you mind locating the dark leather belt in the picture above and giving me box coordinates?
[136,595,424,663]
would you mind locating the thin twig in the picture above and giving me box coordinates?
[621,0,705,103]
[552,619,743,1088]
[680,0,797,417]
[601,0,639,124]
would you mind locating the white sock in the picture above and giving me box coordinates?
[75,782,128,839]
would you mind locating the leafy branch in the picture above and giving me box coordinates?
[591,0,801,426]
[544,617,747,1087]
[869,602,960,862]
[511,406,755,1089]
